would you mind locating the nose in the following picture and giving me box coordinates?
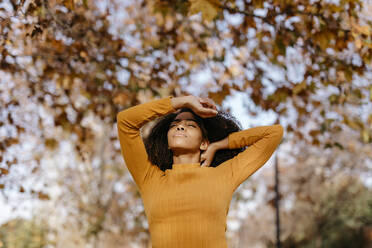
[176,125,185,131]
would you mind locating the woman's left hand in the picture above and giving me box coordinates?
[200,144,217,167]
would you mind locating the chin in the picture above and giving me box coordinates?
[169,145,195,152]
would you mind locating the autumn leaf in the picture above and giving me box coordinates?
[38,191,50,200]
[63,0,75,10]
[188,0,221,22]
[83,0,88,8]
[0,168,9,176]
[292,81,307,95]
[45,138,58,149]
[208,83,230,105]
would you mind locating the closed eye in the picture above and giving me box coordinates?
[170,123,197,128]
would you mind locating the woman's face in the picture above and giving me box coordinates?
[167,111,208,153]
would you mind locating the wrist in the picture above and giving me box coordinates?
[212,137,229,150]
[171,96,190,110]
[210,143,219,152]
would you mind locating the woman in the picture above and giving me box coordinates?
[116,95,283,248]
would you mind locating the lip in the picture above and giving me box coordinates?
[173,133,187,137]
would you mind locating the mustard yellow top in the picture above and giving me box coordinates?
[116,96,283,248]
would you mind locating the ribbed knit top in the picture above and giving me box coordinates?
[116,96,283,248]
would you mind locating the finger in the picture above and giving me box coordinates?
[197,112,216,118]
[200,101,214,110]
[200,98,217,110]
[197,98,217,114]
[203,161,210,167]
[204,99,217,110]
[199,98,214,109]
[204,109,218,117]
[198,106,218,116]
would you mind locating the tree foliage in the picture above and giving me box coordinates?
[231,128,372,247]
[0,0,371,246]
[0,0,371,170]
[275,176,372,248]
[0,217,49,248]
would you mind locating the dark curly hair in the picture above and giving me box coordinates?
[143,107,245,171]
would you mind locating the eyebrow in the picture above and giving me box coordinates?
[171,118,197,122]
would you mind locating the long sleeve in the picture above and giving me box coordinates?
[219,124,284,191]
[116,96,176,190]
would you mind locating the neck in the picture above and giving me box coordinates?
[172,150,201,164]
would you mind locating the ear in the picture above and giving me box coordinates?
[200,139,209,151]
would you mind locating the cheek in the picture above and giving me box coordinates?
[167,129,176,144]
[191,129,203,142]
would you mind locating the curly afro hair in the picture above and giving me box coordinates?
[143,107,245,172]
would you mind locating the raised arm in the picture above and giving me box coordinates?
[116,96,177,189]
[216,124,284,191]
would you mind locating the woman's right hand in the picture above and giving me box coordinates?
[184,95,218,118]
[200,143,218,167]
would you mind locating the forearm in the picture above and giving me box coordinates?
[117,96,176,133]
[211,136,229,150]
[229,124,283,149]
[212,124,283,151]
[170,95,190,110]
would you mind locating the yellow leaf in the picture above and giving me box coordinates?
[361,128,370,143]
[355,38,363,49]
[155,12,164,26]
[292,81,307,95]
[368,114,372,125]
[63,0,75,10]
[207,45,214,58]
[314,32,329,50]
[229,64,240,77]
[113,92,129,105]
[189,0,220,22]
[353,24,371,36]
[337,71,345,82]
[208,83,230,105]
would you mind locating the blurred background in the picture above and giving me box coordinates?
[0,0,371,247]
